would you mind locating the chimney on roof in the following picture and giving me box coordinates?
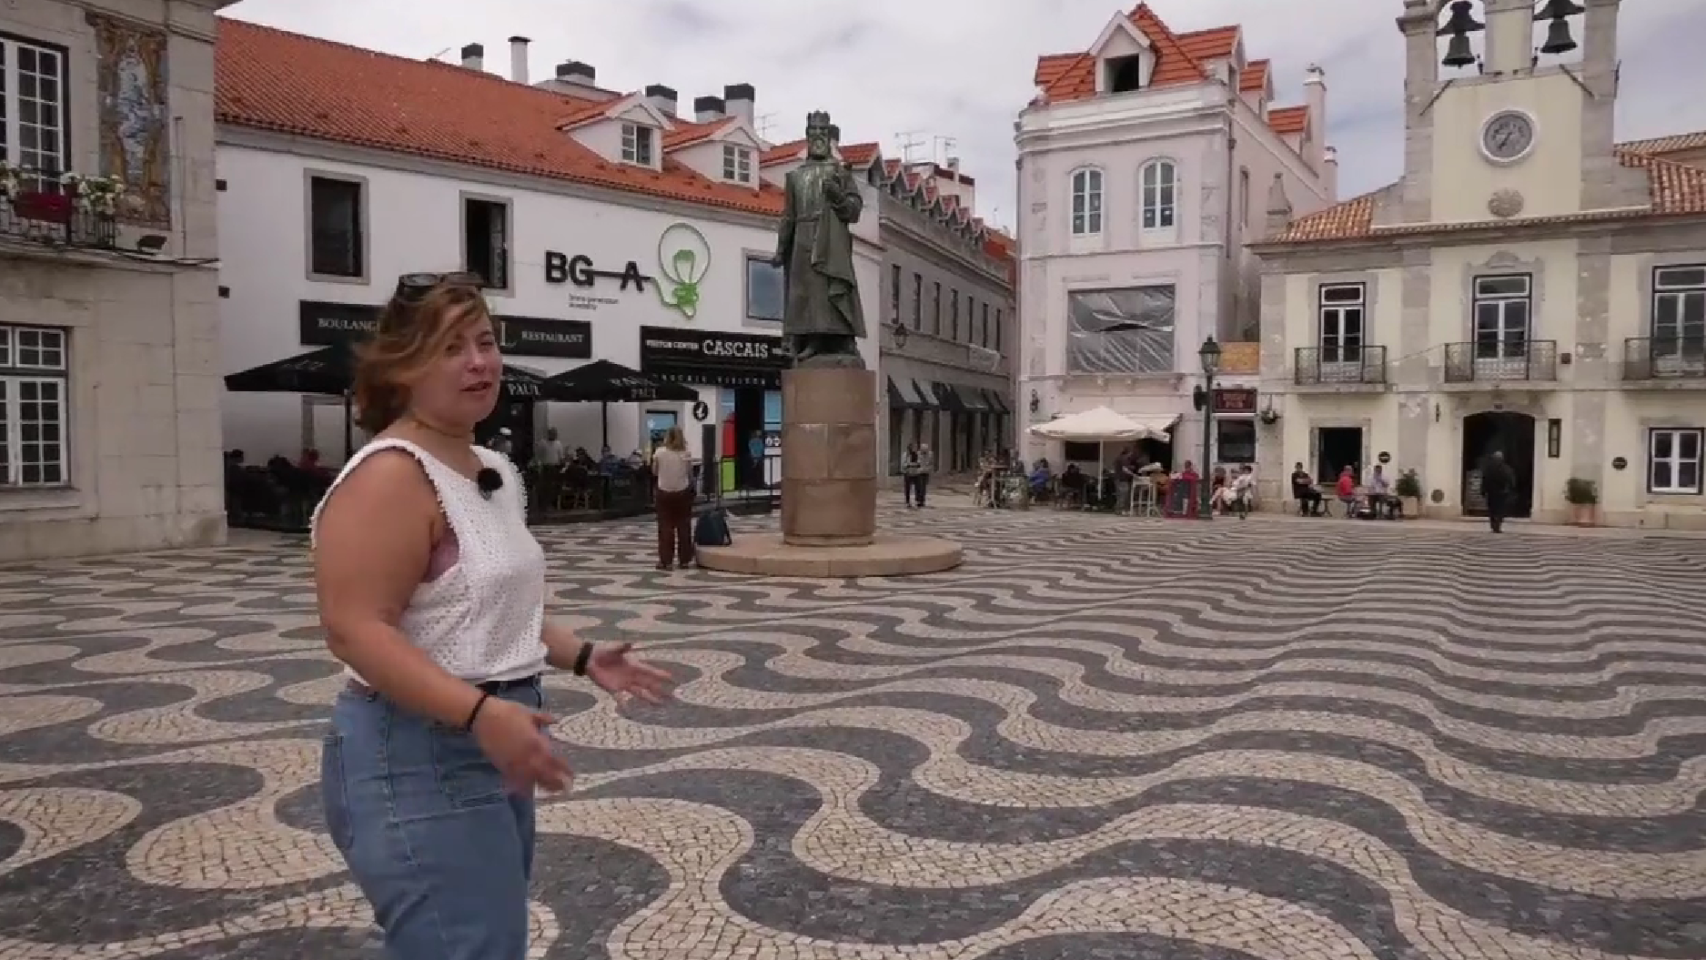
[723,83,755,126]
[1264,172,1293,240]
[460,43,484,72]
[555,61,596,86]
[1303,64,1327,172]
[945,156,960,177]
[1322,146,1339,202]
[644,84,678,119]
[694,95,726,123]
[508,36,530,85]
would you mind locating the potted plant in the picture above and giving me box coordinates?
[1395,468,1423,518]
[1564,477,1598,526]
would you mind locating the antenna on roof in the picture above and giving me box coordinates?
[755,112,778,138]
[896,130,924,163]
[428,47,453,62]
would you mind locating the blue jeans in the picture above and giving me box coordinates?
[322,678,542,960]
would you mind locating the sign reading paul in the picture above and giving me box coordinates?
[655,222,710,319]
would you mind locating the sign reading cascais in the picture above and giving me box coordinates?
[297,301,592,360]
[638,324,785,389]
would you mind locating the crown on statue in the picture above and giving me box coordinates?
[806,110,832,129]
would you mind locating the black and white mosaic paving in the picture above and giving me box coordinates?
[1,507,1704,959]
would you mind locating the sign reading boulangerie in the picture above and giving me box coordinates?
[298,301,591,359]
[638,325,786,388]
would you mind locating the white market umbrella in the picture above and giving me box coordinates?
[1029,406,1169,505]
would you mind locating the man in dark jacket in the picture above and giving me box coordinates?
[1480,451,1515,533]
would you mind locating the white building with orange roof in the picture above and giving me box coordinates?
[1252,0,1706,529]
[212,23,883,487]
[1015,2,1336,477]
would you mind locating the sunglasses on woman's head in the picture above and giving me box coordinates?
[394,272,484,302]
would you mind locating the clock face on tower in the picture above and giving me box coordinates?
[1481,111,1536,162]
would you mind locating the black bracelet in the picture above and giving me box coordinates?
[573,643,594,676]
[464,691,491,730]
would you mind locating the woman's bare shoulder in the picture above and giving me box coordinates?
[319,449,438,529]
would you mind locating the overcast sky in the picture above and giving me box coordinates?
[226,0,1706,231]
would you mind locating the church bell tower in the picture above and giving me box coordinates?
[1393,0,1644,226]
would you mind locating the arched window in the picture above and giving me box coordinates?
[1141,160,1176,230]
[1070,167,1103,236]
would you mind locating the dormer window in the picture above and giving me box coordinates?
[621,123,655,165]
[722,144,753,184]
[1105,55,1143,93]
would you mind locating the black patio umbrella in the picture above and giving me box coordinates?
[541,360,696,448]
[225,346,555,453]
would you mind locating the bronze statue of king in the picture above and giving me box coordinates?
[772,110,866,367]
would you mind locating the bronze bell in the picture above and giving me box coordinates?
[1437,0,1485,37]
[1533,0,1586,20]
[1539,16,1578,54]
[1441,33,1477,67]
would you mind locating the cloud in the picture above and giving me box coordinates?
[224,0,1706,231]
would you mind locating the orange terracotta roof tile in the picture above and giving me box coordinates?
[215,18,785,217]
[1267,105,1308,135]
[1175,25,1239,62]
[1032,3,1209,105]
[758,138,880,167]
[662,118,736,150]
[1241,59,1270,92]
[1619,131,1706,157]
[1265,149,1706,244]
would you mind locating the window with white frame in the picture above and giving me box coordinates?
[1,36,70,191]
[0,325,69,487]
[1471,274,1530,360]
[621,123,655,165]
[1318,283,1365,363]
[721,144,753,183]
[1652,265,1706,356]
[1070,168,1102,236]
[1140,160,1176,231]
[1648,427,1702,495]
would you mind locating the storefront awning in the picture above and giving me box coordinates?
[954,384,990,411]
[983,389,1009,413]
[887,375,925,410]
[928,381,965,412]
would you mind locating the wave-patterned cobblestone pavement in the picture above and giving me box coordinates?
[1,509,1704,959]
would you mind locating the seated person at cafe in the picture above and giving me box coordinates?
[1335,466,1358,514]
[1028,458,1053,495]
[1228,465,1255,517]
[1367,464,1402,519]
[1291,462,1324,515]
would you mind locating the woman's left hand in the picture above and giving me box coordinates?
[586,642,674,704]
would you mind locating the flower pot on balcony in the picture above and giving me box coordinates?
[11,190,72,222]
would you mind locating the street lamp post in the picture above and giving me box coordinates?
[1198,336,1221,520]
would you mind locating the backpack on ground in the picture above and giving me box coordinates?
[694,506,732,546]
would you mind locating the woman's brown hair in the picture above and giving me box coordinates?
[353,283,492,434]
[662,426,687,452]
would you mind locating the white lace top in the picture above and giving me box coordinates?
[311,438,548,684]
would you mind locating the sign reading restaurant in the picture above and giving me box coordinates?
[298,301,593,360]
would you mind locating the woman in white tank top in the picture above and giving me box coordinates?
[312,274,671,960]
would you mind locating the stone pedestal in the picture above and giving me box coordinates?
[696,365,962,578]
[780,367,877,547]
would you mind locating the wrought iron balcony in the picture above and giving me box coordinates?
[1443,340,1557,382]
[1623,337,1706,381]
[1294,345,1387,385]
[1,190,117,251]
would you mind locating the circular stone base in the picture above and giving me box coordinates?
[696,533,962,577]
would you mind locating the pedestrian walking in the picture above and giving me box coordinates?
[311,272,673,960]
[1481,451,1515,533]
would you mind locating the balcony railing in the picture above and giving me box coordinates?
[1623,336,1706,381]
[0,190,117,251]
[1294,345,1387,385]
[1443,340,1557,382]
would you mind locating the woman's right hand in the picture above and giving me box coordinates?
[470,697,573,794]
